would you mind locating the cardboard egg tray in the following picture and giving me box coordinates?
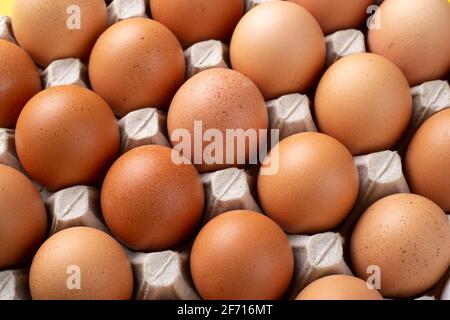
[0,0,449,300]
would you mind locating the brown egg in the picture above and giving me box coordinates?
[350,193,450,298]
[289,0,373,35]
[315,53,412,155]
[0,165,47,270]
[0,40,41,128]
[405,109,450,212]
[190,210,294,300]
[230,1,325,99]
[258,132,359,234]
[368,0,450,86]
[150,0,244,48]
[12,0,107,67]
[296,275,383,300]
[15,85,120,191]
[167,68,268,173]
[29,227,133,300]
[89,18,185,116]
[101,145,204,251]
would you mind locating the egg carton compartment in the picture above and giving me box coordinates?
[287,232,352,299]
[325,29,366,68]
[118,107,170,153]
[107,0,149,25]
[127,248,200,300]
[41,58,89,89]
[0,15,15,43]
[184,40,229,79]
[0,268,31,300]
[45,185,108,236]
[245,0,280,12]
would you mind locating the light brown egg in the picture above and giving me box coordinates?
[296,275,383,300]
[289,0,373,35]
[405,109,450,212]
[15,85,120,191]
[29,227,133,300]
[258,132,359,234]
[0,39,41,128]
[150,0,244,48]
[230,1,325,99]
[12,0,107,67]
[0,165,47,270]
[167,68,268,173]
[101,145,204,251]
[190,210,294,300]
[89,18,185,116]
[368,0,450,86]
[315,53,412,155]
[350,193,450,298]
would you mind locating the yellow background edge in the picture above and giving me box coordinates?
[0,0,14,16]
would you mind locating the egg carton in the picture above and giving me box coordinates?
[287,232,352,299]
[266,93,317,140]
[184,40,229,79]
[41,58,89,89]
[245,0,280,12]
[118,107,171,154]
[0,268,31,300]
[127,249,200,300]
[0,16,16,44]
[107,0,149,26]
[325,29,366,68]
[45,185,109,236]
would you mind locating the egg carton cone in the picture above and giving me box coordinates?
[45,185,109,236]
[107,0,149,25]
[118,107,170,153]
[398,80,450,154]
[0,268,31,300]
[201,167,261,224]
[245,0,280,12]
[127,249,200,300]
[325,29,366,68]
[41,58,88,89]
[287,232,352,299]
[185,40,229,79]
[0,16,16,44]
[339,150,410,239]
[266,93,317,141]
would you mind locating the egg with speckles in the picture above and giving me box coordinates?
[350,193,450,298]
[15,85,120,191]
[101,145,204,251]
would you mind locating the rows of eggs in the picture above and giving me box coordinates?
[0,0,449,300]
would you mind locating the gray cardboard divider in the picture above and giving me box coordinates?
[41,58,88,88]
[107,0,149,25]
[185,40,229,79]
[0,268,31,300]
[325,29,366,68]
[0,15,16,43]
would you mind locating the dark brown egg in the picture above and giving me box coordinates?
[101,145,204,251]
[150,0,244,48]
[0,165,47,270]
[29,227,133,300]
[15,85,120,191]
[89,18,185,116]
[190,210,294,300]
[0,39,41,128]
[257,132,359,234]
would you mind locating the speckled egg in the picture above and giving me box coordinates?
[0,165,47,270]
[150,0,244,48]
[258,132,359,234]
[350,193,450,298]
[368,0,450,86]
[405,109,450,212]
[12,0,107,67]
[29,227,133,300]
[315,53,412,155]
[296,275,383,300]
[89,18,185,116]
[15,85,120,191]
[0,39,41,129]
[101,145,204,251]
[167,68,268,173]
[190,210,294,300]
[230,1,325,99]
